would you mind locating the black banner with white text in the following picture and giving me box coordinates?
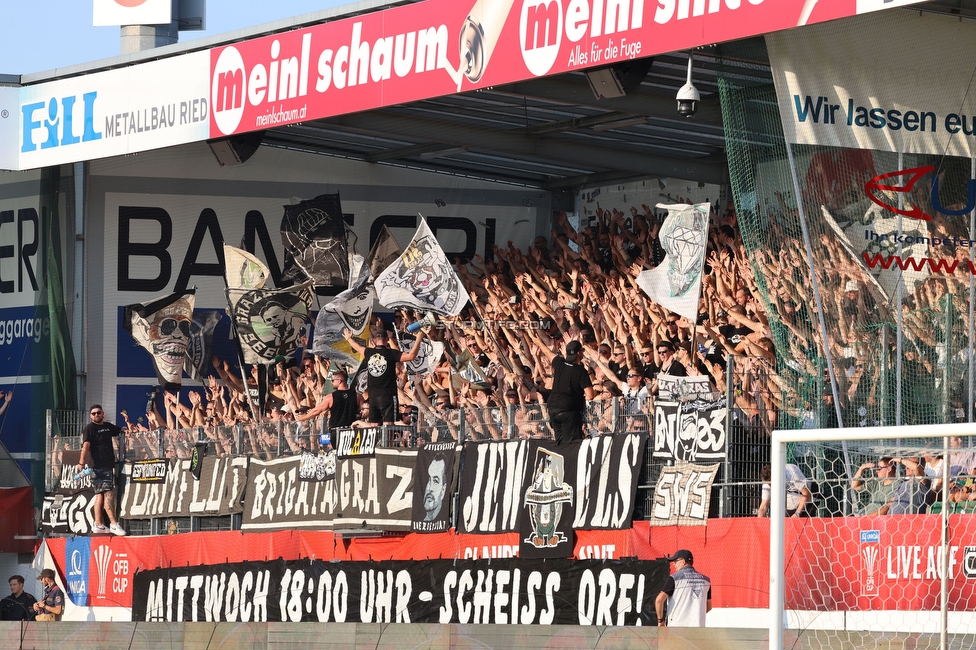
[131,557,669,625]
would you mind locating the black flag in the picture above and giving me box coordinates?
[280,193,349,287]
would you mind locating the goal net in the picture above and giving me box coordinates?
[771,422,976,650]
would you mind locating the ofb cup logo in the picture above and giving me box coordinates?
[860,529,880,595]
[94,545,113,597]
[520,0,562,77]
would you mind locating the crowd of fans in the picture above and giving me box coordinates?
[97,201,788,460]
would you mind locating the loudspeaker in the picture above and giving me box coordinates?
[207,131,265,166]
[406,312,438,334]
[585,58,653,99]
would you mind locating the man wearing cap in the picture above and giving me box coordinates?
[344,326,425,425]
[655,550,711,627]
[545,340,594,443]
[32,569,63,621]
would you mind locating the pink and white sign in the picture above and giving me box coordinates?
[208,0,932,138]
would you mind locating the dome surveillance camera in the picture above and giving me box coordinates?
[676,52,699,118]
[676,82,700,118]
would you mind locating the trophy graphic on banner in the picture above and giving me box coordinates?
[862,545,879,595]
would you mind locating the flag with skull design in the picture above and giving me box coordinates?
[635,203,710,321]
[124,290,196,391]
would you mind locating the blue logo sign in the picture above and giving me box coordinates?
[860,530,880,544]
[21,92,101,153]
[65,537,91,606]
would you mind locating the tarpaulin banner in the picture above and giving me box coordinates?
[207,0,928,141]
[769,10,976,157]
[653,399,727,461]
[411,442,460,534]
[41,490,98,535]
[458,434,646,536]
[648,461,720,527]
[242,449,416,531]
[131,557,670,625]
[119,456,249,519]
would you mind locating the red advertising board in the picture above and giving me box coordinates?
[209,0,917,139]
[46,515,976,612]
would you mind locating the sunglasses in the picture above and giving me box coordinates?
[627,374,639,378]
[506,393,518,399]
[90,410,103,416]
[657,349,671,355]
[158,318,191,337]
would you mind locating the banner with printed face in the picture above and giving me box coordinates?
[653,399,727,461]
[123,290,195,390]
[132,557,669,625]
[311,260,373,366]
[458,434,646,537]
[634,203,710,322]
[649,462,720,527]
[769,11,976,158]
[411,442,459,533]
[118,456,249,519]
[227,282,313,364]
[280,193,349,287]
[375,218,469,317]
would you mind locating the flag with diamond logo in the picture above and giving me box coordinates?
[635,203,710,321]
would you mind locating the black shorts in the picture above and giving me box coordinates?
[92,468,115,494]
[369,392,398,424]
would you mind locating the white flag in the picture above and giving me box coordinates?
[224,245,270,290]
[635,203,710,321]
[375,217,469,317]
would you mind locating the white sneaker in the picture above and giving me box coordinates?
[109,523,127,536]
[92,525,110,534]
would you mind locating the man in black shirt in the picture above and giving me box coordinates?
[344,327,425,424]
[1,575,36,621]
[546,341,594,443]
[296,369,360,430]
[77,404,127,536]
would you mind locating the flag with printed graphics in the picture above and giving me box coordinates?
[365,224,403,279]
[280,193,349,287]
[311,260,374,366]
[223,245,270,290]
[227,282,313,364]
[399,332,445,377]
[124,290,196,391]
[375,217,469,316]
[184,310,222,382]
[635,203,710,321]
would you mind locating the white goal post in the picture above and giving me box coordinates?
[769,422,973,650]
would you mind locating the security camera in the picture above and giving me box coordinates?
[676,82,700,118]
[676,52,700,118]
